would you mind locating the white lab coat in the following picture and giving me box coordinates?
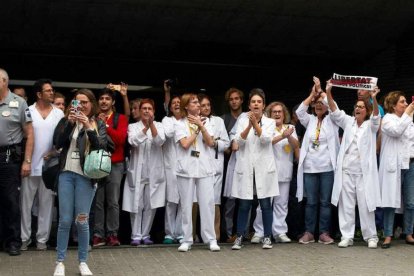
[231,115,279,199]
[162,116,180,204]
[379,113,413,208]
[296,102,340,201]
[330,109,381,212]
[209,116,230,174]
[122,121,166,213]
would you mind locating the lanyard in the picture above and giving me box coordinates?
[313,120,322,147]
[187,122,198,149]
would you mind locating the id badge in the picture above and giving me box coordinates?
[190,150,200,158]
[71,151,80,159]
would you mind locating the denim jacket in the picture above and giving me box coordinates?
[53,117,108,174]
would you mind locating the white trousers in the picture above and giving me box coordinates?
[213,172,223,205]
[20,176,54,243]
[130,184,156,240]
[177,175,216,244]
[338,173,377,241]
[253,181,290,237]
[164,201,183,239]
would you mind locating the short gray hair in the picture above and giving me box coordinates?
[0,68,9,82]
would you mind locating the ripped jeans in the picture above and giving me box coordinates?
[57,171,96,262]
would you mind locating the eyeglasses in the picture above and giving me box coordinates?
[42,89,54,93]
[314,101,324,106]
[354,105,366,109]
[189,100,199,104]
[271,110,283,114]
[79,100,90,106]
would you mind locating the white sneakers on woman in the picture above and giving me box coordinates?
[53,262,65,276]
[79,262,93,276]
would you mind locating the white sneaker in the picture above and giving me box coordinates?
[53,262,65,276]
[338,238,353,248]
[79,262,93,276]
[209,241,221,252]
[178,243,191,252]
[275,234,291,243]
[232,235,243,250]
[368,238,378,249]
[262,237,273,249]
[250,234,263,244]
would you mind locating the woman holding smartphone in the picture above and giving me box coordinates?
[173,93,219,252]
[231,89,278,250]
[53,89,109,276]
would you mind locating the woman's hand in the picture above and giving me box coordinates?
[119,82,128,97]
[325,79,333,94]
[188,114,203,128]
[68,108,77,124]
[370,86,380,99]
[282,126,294,138]
[313,76,322,93]
[77,112,92,129]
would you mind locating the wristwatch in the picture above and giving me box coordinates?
[25,159,32,164]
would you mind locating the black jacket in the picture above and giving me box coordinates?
[53,118,109,174]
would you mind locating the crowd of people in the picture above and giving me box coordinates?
[0,67,414,276]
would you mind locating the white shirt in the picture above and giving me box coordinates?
[342,127,363,175]
[303,122,333,173]
[64,123,84,176]
[174,117,214,178]
[29,103,64,175]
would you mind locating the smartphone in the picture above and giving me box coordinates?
[71,99,81,115]
[110,84,121,91]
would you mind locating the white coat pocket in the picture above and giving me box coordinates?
[386,157,397,173]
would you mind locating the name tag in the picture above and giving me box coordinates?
[71,151,80,159]
[9,101,19,108]
[191,150,200,158]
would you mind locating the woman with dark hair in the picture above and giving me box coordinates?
[231,89,278,250]
[326,81,381,249]
[122,98,166,246]
[198,93,230,241]
[296,77,339,245]
[162,95,184,244]
[53,89,109,276]
[379,91,414,248]
[173,93,219,252]
[251,101,299,244]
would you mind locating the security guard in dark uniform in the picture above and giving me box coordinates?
[0,68,34,256]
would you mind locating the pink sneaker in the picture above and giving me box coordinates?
[299,232,315,244]
[318,233,334,244]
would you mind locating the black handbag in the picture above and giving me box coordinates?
[42,156,60,190]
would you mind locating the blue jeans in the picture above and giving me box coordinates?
[304,171,334,234]
[403,163,414,235]
[383,207,396,237]
[57,171,95,262]
[237,197,272,237]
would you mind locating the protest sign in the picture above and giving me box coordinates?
[331,73,378,90]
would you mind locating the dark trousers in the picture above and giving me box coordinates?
[0,162,22,248]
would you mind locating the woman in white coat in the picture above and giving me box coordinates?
[251,101,299,244]
[161,95,183,244]
[173,93,219,252]
[122,98,166,245]
[231,89,278,250]
[379,91,414,248]
[296,77,339,245]
[326,81,381,248]
[199,94,230,241]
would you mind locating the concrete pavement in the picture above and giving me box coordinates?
[1,240,414,275]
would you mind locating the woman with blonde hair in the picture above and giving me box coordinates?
[173,93,219,252]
